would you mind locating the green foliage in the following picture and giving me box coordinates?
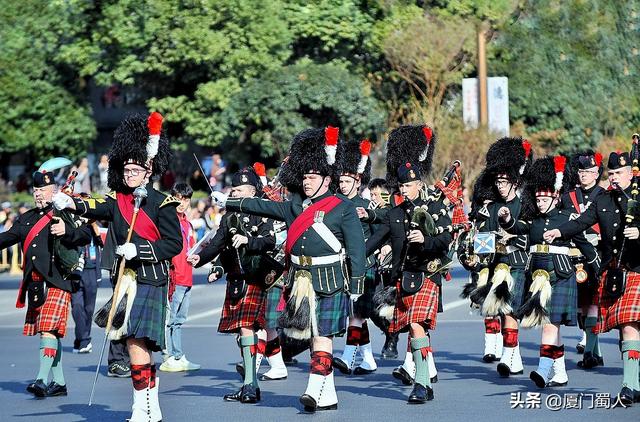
[0,0,96,158]
[493,0,640,153]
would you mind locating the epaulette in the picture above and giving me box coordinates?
[105,191,116,200]
[160,195,181,208]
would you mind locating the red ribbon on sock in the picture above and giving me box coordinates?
[42,347,57,358]
[419,346,433,360]
[628,350,640,360]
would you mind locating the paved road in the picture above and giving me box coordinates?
[0,266,637,421]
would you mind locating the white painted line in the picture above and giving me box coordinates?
[443,298,470,311]
[187,307,223,322]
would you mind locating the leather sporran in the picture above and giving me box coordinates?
[27,280,47,309]
[226,273,247,301]
[604,268,626,299]
[401,271,424,295]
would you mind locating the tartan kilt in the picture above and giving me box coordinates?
[23,286,71,337]
[389,277,439,334]
[531,256,577,326]
[264,286,283,330]
[508,267,528,311]
[218,282,266,334]
[577,278,599,308]
[353,268,377,319]
[316,291,349,337]
[127,283,168,352]
[595,271,640,334]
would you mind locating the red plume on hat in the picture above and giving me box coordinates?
[554,155,566,192]
[146,112,163,166]
[594,152,603,167]
[253,162,268,185]
[419,126,433,161]
[520,139,532,175]
[357,139,371,174]
[324,126,339,165]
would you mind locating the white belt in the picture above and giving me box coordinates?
[529,244,569,255]
[291,254,342,267]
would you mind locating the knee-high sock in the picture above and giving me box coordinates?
[241,335,258,388]
[347,325,363,346]
[131,364,151,391]
[265,338,281,357]
[410,336,431,388]
[621,340,640,390]
[502,328,518,348]
[584,316,598,355]
[360,321,370,345]
[50,338,65,385]
[36,337,58,382]
[484,318,501,334]
[310,351,333,376]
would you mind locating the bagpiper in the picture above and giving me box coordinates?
[559,150,606,367]
[210,127,366,412]
[365,124,451,403]
[188,166,277,403]
[544,148,640,405]
[461,137,532,376]
[333,138,379,376]
[0,169,92,398]
[53,112,182,421]
[497,155,599,388]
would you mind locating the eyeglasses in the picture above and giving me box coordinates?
[123,168,144,176]
[494,180,511,187]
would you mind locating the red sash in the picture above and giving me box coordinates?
[568,191,600,234]
[117,193,161,241]
[16,211,53,308]
[285,196,342,255]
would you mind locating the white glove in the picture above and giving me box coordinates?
[52,192,74,210]
[115,243,137,260]
[211,191,227,208]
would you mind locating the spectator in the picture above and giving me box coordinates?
[97,154,109,194]
[160,183,201,372]
[73,158,92,194]
[209,153,226,191]
[71,220,104,354]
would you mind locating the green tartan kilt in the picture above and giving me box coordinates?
[316,291,349,338]
[127,283,168,352]
[353,268,377,319]
[508,267,527,311]
[264,286,283,329]
[529,255,578,326]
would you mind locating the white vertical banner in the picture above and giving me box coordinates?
[462,78,479,130]
[487,77,509,137]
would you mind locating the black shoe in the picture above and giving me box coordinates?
[497,363,523,377]
[235,362,245,379]
[353,366,376,375]
[224,387,243,402]
[546,380,568,387]
[431,375,438,383]
[46,381,67,397]
[259,373,287,381]
[332,357,352,375]
[299,394,337,412]
[483,353,497,363]
[407,383,434,404]
[576,343,585,354]
[107,362,131,378]
[392,366,413,385]
[634,389,640,403]
[529,371,547,389]
[26,379,47,398]
[240,384,260,403]
[619,387,634,407]
[577,352,599,369]
[381,333,399,359]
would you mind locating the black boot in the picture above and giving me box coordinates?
[619,387,635,407]
[577,352,599,369]
[46,381,68,397]
[407,383,434,404]
[26,379,48,398]
[392,366,413,385]
[381,333,399,359]
[240,384,260,403]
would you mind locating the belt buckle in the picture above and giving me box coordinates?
[300,255,312,267]
[537,245,549,253]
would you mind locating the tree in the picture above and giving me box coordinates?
[0,1,96,161]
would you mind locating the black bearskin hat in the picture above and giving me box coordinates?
[471,137,532,210]
[562,150,603,192]
[385,124,436,188]
[335,138,372,186]
[520,156,566,220]
[107,113,171,191]
[278,127,340,194]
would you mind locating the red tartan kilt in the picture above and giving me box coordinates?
[389,277,439,334]
[595,271,640,334]
[23,287,71,337]
[218,283,266,334]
